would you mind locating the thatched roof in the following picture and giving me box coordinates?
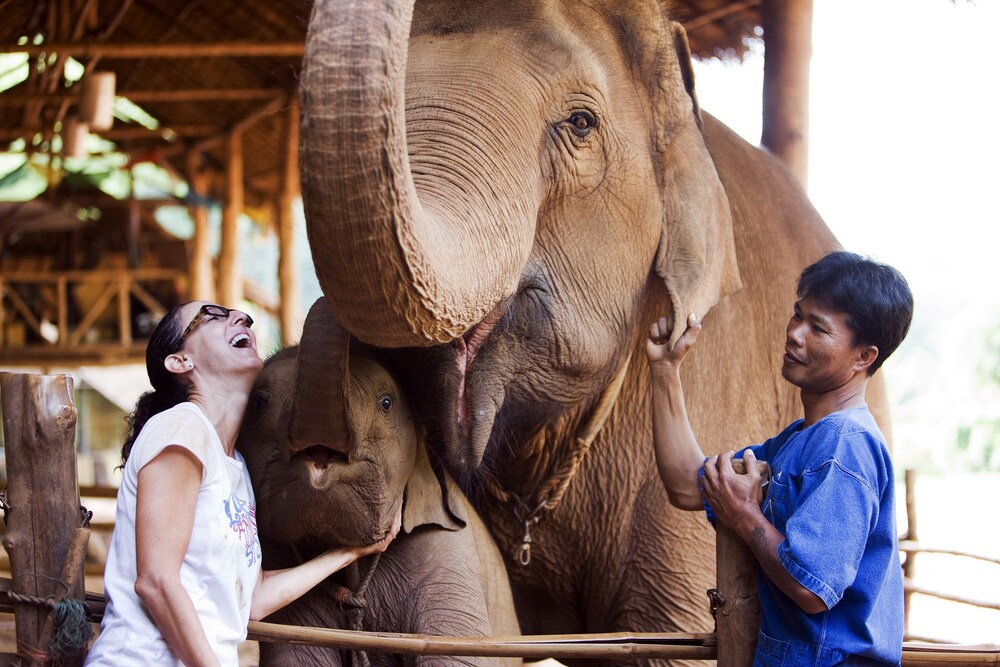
[0,0,761,210]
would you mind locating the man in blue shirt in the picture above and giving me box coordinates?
[647,251,913,666]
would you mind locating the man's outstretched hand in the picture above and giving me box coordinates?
[646,313,702,370]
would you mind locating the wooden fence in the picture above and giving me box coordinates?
[0,374,998,665]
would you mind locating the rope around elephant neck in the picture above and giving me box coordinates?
[482,352,632,565]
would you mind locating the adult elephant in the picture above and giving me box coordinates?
[296,0,890,656]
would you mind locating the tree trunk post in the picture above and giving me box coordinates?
[715,459,763,666]
[1,372,84,665]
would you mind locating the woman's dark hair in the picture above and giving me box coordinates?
[120,302,193,464]
[797,251,914,375]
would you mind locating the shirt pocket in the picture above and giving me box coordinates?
[755,629,789,666]
[763,473,793,531]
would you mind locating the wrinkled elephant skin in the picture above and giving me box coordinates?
[237,339,520,667]
[297,0,891,658]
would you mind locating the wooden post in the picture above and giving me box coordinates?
[761,0,813,186]
[0,373,84,665]
[277,95,301,346]
[902,468,917,636]
[218,130,244,307]
[715,459,764,666]
[185,151,215,302]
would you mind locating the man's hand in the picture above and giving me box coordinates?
[646,313,702,369]
[700,449,767,531]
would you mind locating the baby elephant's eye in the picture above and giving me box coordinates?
[378,394,393,413]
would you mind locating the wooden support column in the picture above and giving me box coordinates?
[761,0,813,187]
[714,459,765,666]
[185,151,215,302]
[277,95,301,345]
[218,131,244,307]
[902,468,917,636]
[1,373,84,665]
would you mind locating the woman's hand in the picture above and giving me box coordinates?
[646,314,702,370]
[354,506,402,557]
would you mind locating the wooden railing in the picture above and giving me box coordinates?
[0,268,185,364]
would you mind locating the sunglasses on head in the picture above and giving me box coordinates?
[180,305,254,341]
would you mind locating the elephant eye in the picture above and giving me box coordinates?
[247,387,269,429]
[567,110,597,137]
[378,394,393,413]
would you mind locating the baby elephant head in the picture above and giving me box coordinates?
[238,298,465,550]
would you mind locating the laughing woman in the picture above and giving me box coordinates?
[85,302,399,667]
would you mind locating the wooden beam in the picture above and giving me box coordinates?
[0,88,286,106]
[683,0,761,33]
[190,95,287,155]
[0,124,217,142]
[277,95,301,346]
[4,41,305,59]
[761,0,813,186]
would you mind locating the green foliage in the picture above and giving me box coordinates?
[952,316,1000,471]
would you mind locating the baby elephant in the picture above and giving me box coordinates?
[237,297,520,667]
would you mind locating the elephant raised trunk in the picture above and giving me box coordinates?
[300,0,534,347]
[292,297,352,460]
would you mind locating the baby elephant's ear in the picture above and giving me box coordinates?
[403,442,467,532]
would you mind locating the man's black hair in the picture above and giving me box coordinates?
[797,251,914,375]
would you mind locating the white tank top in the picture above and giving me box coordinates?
[85,402,262,666]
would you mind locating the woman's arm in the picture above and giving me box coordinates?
[249,509,401,621]
[134,446,221,667]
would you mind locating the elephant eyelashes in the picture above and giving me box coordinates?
[567,110,597,137]
[378,394,393,413]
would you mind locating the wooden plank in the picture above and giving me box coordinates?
[117,275,131,347]
[0,373,83,665]
[68,279,117,347]
[128,280,167,321]
[2,282,44,339]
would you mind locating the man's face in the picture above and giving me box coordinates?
[781,295,871,393]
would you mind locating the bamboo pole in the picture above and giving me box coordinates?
[0,372,84,665]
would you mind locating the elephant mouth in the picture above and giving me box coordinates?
[454,298,511,435]
[292,444,349,487]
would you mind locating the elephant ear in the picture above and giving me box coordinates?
[291,297,351,452]
[402,438,467,533]
[651,21,743,345]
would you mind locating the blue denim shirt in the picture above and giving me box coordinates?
[732,406,903,666]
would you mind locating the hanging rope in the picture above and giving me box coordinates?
[335,553,382,667]
[483,353,633,565]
